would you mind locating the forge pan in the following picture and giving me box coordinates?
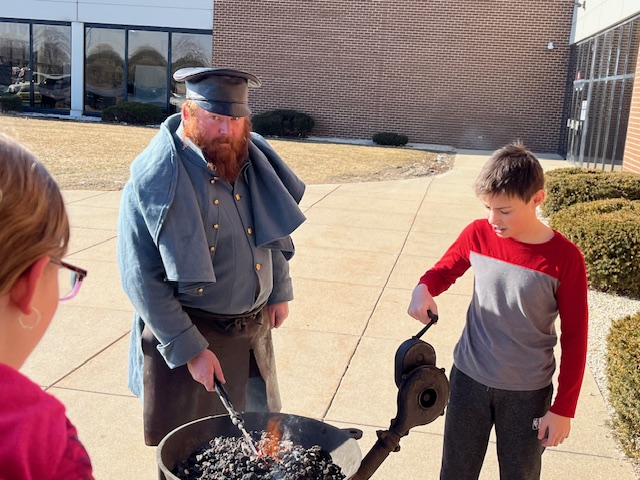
[157,412,362,480]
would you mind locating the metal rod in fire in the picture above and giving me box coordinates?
[214,378,260,456]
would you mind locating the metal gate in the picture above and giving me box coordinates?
[564,15,639,171]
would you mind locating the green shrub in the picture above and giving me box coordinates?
[542,169,640,217]
[550,199,640,297]
[251,109,314,138]
[606,310,640,461]
[372,132,409,146]
[101,102,165,125]
[0,95,23,112]
[544,167,604,179]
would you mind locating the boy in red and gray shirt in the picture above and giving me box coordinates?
[408,142,588,480]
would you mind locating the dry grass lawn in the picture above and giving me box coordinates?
[0,114,453,190]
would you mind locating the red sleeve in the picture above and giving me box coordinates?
[418,222,474,296]
[549,247,589,418]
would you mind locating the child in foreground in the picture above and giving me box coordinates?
[0,133,93,479]
[408,141,588,480]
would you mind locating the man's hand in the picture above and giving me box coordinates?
[407,284,438,325]
[186,348,225,391]
[537,410,571,447]
[268,302,289,328]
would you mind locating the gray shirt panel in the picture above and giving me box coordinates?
[455,252,560,391]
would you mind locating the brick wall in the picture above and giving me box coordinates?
[212,0,573,152]
[622,45,640,173]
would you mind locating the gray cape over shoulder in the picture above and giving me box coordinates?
[118,113,306,397]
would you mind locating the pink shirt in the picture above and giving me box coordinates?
[0,363,93,479]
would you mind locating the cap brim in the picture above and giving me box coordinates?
[194,100,252,117]
[173,67,261,88]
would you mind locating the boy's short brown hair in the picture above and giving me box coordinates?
[474,141,544,202]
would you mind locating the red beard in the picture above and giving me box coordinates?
[183,120,250,183]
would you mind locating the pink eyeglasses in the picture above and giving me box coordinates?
[51,258,88,301]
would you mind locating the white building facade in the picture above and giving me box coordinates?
[0,0,213,117]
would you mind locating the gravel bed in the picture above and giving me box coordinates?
[586,290,640,409]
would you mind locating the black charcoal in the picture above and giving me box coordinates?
[173,432,345,480]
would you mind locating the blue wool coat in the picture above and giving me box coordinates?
[117,114,305,397]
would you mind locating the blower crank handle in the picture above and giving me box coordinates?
[414,310,438,339]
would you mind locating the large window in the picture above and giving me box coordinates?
[33,24,71,109]
[0,20,71,110]
[0,21,30,104]
[128,30,168,109]
[170,33,213,111]
[85,28,125,111]
[1,20,211,114]
[84,25,211,115]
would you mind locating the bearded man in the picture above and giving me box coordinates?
[117,67,306,446]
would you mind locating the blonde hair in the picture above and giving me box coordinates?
[0,134,69,296]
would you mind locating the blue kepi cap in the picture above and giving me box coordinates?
[173,67,261,117]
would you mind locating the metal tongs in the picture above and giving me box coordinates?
[214,378,260,456]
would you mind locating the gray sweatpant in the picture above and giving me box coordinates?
[440,365,553,480]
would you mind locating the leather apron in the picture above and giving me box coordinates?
[141,305,281,446]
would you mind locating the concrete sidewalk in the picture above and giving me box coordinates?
[23,151,636,479]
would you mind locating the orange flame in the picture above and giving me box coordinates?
[259,417,284,458]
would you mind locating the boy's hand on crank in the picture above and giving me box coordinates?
[408,284,439,325]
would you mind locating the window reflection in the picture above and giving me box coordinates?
[170,33,212,112]
[1,19,212,114]
[84,29,211,114]
[33,24,71,109]
[0,23,33,106]
[85,28,125,111]
[128,30,168,110]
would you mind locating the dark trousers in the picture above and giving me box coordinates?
[440,365,553,480]
[141,307,268,446]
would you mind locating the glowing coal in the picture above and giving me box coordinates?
[173,417,345,480]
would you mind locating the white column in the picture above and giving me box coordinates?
[70,21,85,117]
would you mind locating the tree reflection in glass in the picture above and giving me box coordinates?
[84,28,125,112]
[33,24,71,109]
[170,33,212,113]
[0,22,30,106]
[128,30,168,110]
